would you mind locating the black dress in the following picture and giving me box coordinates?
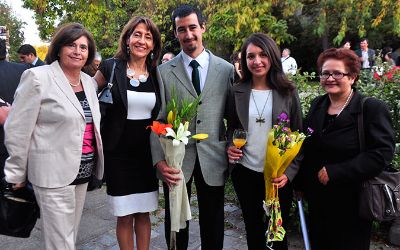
[99,59,159,217]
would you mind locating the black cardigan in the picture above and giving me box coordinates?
[99,58,161,151]
[296,89,395,192]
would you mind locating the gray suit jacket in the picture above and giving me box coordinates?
[4,61,104,188]
[226,80,303,181]
[151,50,234,186]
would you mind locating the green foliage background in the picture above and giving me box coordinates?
[15,0,400,69]
[0,1,25,61]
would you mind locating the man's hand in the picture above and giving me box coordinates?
[0,104,10,125]
[271,174,288,188]
[318,166,330,185]
[156,160,181,189]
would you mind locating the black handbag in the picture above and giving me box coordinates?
[358,97,400,221]
[98,60,116,104]
[0,179,40,238]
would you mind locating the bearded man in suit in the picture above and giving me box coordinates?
[151,4,234,250]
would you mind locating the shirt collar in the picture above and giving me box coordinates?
[182,48,209,69]
[32,57,38,65]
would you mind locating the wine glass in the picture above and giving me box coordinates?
[231,129,248,163]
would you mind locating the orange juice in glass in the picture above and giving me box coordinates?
[233,138,246,149]
[232,129,247,163]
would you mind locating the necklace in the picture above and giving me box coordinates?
[335,88,353,117]
[127,62,148,87]
[69,76,81,87]
[251,89,271,125]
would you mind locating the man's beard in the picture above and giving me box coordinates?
[183,37,197,53]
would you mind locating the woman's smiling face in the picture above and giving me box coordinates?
[320,59,355,97]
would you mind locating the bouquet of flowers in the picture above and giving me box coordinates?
[263,112,311,244]
[148,91,207,249]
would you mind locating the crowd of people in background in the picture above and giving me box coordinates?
[0,3,397,250]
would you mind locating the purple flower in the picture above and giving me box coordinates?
[278,112,288,122]
[282,127,289,132]
[307,127,314,134]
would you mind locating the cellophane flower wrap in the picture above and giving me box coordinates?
[148,91,207,250]
[263,112,310,243]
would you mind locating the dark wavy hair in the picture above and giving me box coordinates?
[317,48,361,83]
[47,23,96,66]
[240,33,295,96]
[172,4,205,33]
[114,16,161,69]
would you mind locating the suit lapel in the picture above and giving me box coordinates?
[114,60,128,109]
[50,61,84,119]
[234,81,251,130]
[200,50,220,100]
[171,53,197,97]
[272,90,284,124]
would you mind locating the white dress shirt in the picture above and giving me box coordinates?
[281,56,297,75]
[181,49,210,92]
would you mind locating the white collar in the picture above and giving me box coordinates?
[32,57,38,65]
[182,48,209,69]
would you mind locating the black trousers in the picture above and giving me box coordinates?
[163,157,225,250]
[231,164,292,250]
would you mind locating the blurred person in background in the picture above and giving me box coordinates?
[17,44,45,67]
[281,48,297,75]
[83,51,102,76]
[161,52,175,64]
[0,39,29,178]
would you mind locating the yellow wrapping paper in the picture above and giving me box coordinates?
[264,130,304,200]
[263,128,305,243]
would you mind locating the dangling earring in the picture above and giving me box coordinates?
[150,52,154,60]
[126,45,130,55]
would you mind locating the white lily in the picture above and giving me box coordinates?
[166,122,191,146]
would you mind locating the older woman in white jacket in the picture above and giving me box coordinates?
[4,23,104,250]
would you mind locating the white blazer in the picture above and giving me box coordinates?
[4,61,104,188]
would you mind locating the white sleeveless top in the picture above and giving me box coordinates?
[126,90,156,120]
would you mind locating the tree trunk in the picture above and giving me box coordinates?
[322,33,329,51]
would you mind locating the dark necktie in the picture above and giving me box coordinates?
[189,60,201,95]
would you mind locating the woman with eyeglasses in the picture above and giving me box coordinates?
[295,48,395,249]
[3,23,104,249]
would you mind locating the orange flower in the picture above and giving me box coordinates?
[147,121,172,135]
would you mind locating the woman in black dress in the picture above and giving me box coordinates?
[296,48,395,249]
[94,16,161,250]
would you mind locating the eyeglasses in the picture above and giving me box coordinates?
[319,71,350,80]
[66,43,88,52]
